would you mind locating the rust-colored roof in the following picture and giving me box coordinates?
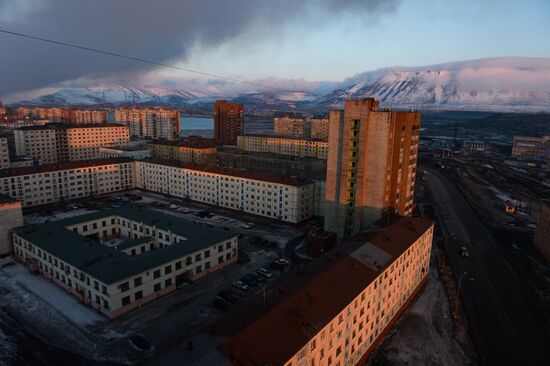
[141,159,311,186]
[220,218,433,366]
[0,158,133,178]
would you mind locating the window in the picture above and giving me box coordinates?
[154,283,161,292]
[134,277,142,287]
[119,282,129,292]
[204,250,210,258]
[153,269,161,279]
[165,278,172,287]
[134,291,143,301]
[165,265,172,274]
[195,253,201,261]
[122,296,131,306]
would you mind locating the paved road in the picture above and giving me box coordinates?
[425,167,550,366]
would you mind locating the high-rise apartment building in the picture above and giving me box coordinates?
[274,117,329,139]
[214,100,243,145]
[14,124,130,164]
[115,107,180,140]
[325,98,420,238]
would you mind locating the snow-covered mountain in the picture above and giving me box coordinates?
[11,57,550,112]
[315,57,550,112]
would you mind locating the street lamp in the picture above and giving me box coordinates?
[455,271,474,316]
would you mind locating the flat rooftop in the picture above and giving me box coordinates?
[142,159,312,186]
[14,206,236,285]
[219,218,433,365]
[0,158,133,177]
[239,134,328,143]
[16,123,126,131]
[148,136,216,149]
[217,147,326,162]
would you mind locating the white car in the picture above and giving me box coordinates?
[169,204,179,209]
[242,222,255,229]
[232,280,249,291]
[257,268,273,279]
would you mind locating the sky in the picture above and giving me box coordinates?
[0,0,549,99]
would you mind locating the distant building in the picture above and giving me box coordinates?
[0,159,135,207]
[534,200,550,261]
[214,100,243,145]
[14,124,130,164]
[237,134,329,159]
[115,107,180,140]
[274,117,329,139]
[147,136,217,164]
[324,98,420,238]
[0,137,10,169]
[0,118,50,129]
[14,107,107,124]
[0,194,23,256]
[512,136,550,160]
[9,156,40,168]
[221,218,434,365]
[217,146,326,179]
[463,140,486,153]
[12,207,238,317]
[99,146,150,160]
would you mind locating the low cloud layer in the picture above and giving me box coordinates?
[0,0,399,96]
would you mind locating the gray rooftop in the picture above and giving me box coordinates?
[14,206,236,285]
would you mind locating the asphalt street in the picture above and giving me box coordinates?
[426,167,550,366]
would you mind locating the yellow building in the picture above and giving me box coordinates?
[147,137,217,164]
[222,218,434,365]
[325,98,420,238]
[237,134,328,159]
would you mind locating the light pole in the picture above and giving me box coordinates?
[455,271,474,316]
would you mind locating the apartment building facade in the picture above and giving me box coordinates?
[15,107,107,124]
[325,98,421,238]
[512,136,550,160]
[136,160,314,223]
[237,135,329,159]
[114,107,180,140]
[0,159,134,207]
[12,207,238,318]
[0,194,23,255]
[214,100,244,145]
[14,124,130,164]
[274,117,329,139]
[147,137,217,164]
[0,137,10,169]
[222,218,434,365]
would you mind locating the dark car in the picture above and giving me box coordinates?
[218,290,238,304]
[251,272,266,283]
[241,274,258,287]
[196,210,211,218]
[213,297,232,311]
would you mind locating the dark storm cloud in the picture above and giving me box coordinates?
[0,0,400,94]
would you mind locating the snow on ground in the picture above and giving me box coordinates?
[0,327,17,366]
[25,208,97,225]
[371,264,474,366]
[1,261,105,327]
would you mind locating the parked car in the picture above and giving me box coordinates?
[196,210,211,218]
[251,272,266,283]
[218,290,238,303]
[257,267,273,279]
[460,246,470,257]
[232,280,249,291]
[212,297,232,311]
[181,208,192,214]
[443,214,451,219]
[270,258,290,271]
[241,274,258,287]
[449,233,457,240]
[169,204,179,209]
[242,222,255,229]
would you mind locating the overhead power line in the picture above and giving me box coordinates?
[0,28,293,93]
